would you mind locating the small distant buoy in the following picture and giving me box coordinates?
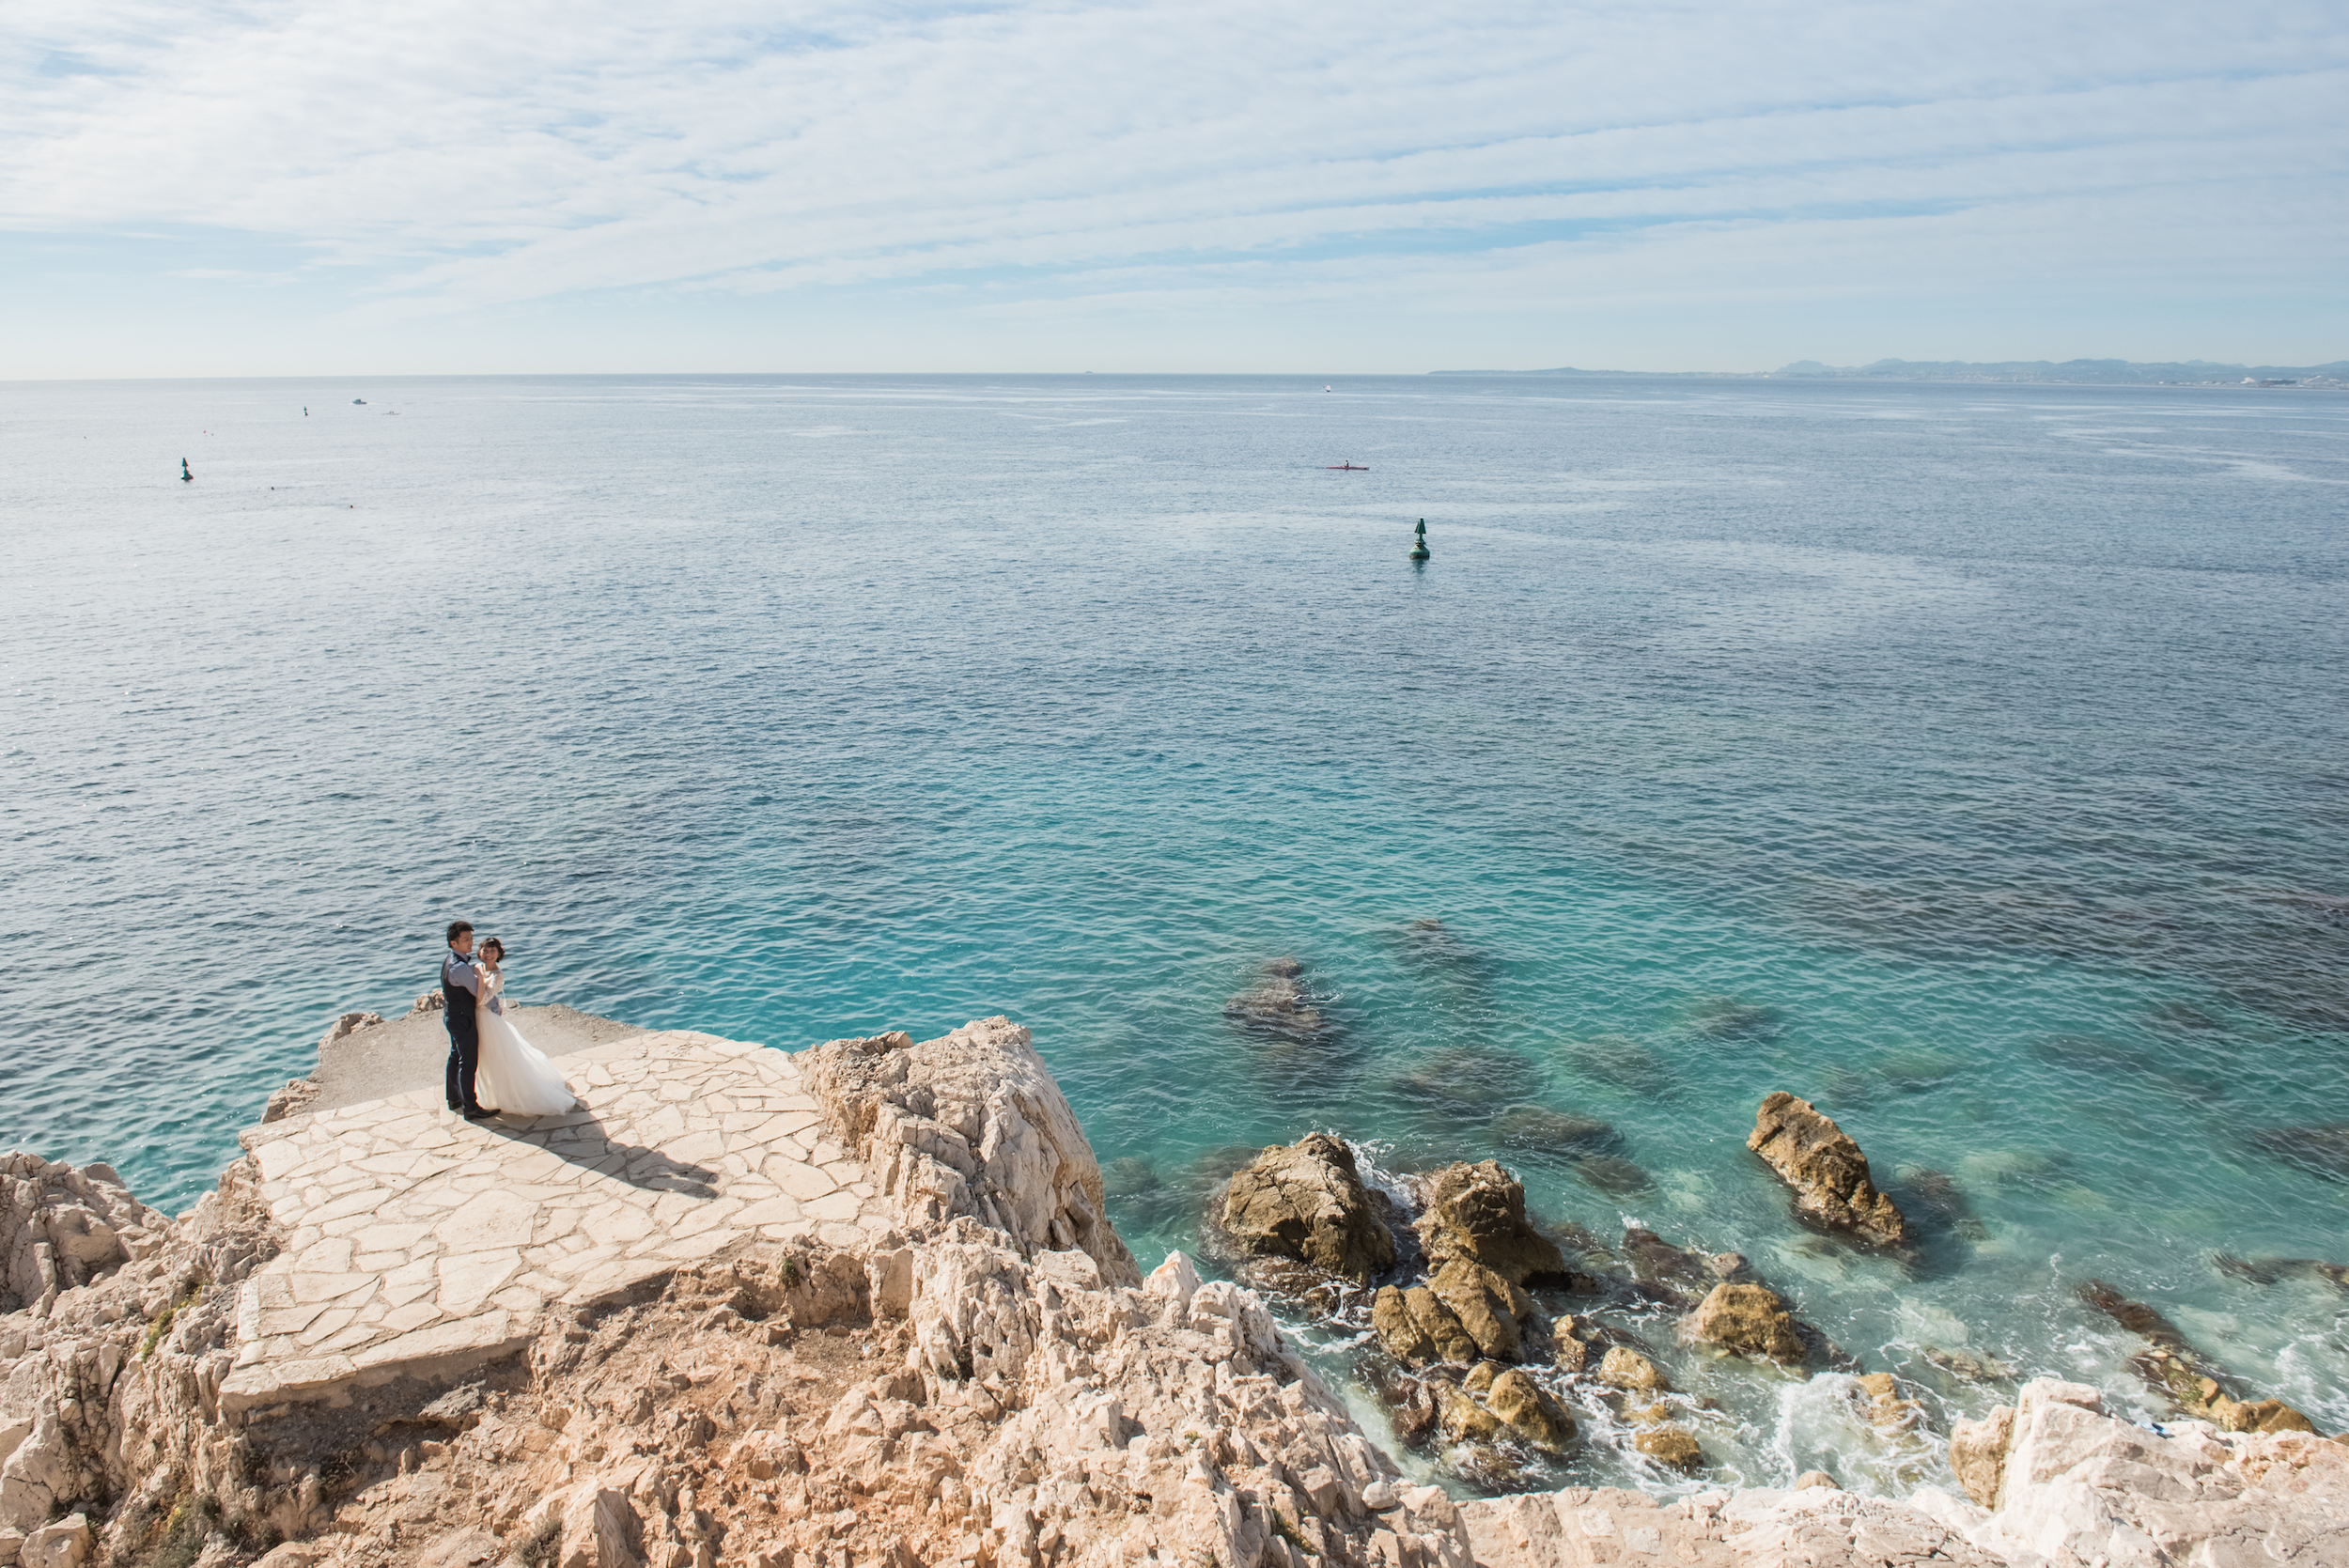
[1408,517,1429,561]
[180,458,192,484]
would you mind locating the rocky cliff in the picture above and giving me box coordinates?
[3,1017,2342,1568]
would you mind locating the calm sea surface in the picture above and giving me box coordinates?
[5,373,2345,1493]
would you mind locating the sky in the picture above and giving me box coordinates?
[3,0,2345,377]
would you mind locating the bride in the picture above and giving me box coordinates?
[473,939,578,1116]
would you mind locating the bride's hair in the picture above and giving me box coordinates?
[481,938,506,960]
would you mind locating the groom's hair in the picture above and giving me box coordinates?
[446,920,474,943]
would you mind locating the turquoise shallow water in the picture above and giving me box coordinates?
[4,373,2345,1492]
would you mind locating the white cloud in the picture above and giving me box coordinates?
[1,0,2343,369]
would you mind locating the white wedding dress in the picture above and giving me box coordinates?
[474,970,577,1116]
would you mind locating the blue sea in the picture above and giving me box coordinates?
[5,373,2345,1493]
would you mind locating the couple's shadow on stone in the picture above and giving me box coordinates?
[480,1100,721,1200]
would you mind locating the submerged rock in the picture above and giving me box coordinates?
[1922,1345,2017,1383]
[1687,1281,1809,1367]
[2250,1123,2349,1182]
[1220,1132,1395,1284]
[1489,1105,1617,1155]
[1747,1092,1907,1247]
[1392,1045,1545,1116]
[2077,1279,2320,1434]
[2215,1254,2349,1289]
[1571,1154,1653,1197]
[1683,996,1784,1040]
[1222,957,1341,1045]
[1559,1033,1672,1095]
[1897,1165,1989,1242]
[1414,1161,1571,1286]
[1621,1225,1717,1300]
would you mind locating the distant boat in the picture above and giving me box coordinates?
[1324,385,1332,392]
[1327,462,1368,471]
[352,398,366,405]
[179,458,192,483]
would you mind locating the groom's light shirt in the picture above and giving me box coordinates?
[442,948,482,1001]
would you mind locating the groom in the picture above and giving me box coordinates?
[442,921,495,1121]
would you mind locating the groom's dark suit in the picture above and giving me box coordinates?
[442,946,487,1116]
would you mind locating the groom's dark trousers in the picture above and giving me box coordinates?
[443,963,484,1114]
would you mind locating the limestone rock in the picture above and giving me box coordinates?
[1957,1377,2349,1568]
[1,1152,166,1313]
[410,990,445,1015]
[1634,1426,1703,1471]
[1220,1133,1395,1284]
[1949,1406,2015,1508]
[1428,1257,1536,1361]
[1414,1160,1569,1285]
[801,1016,1140,1284]
[1597,1345,1667,1392]
[1485,1369,1574,1453]
[261,1079,320,1124]
[1853,1372,1927,1435]
[318,1011,385,1049]
[18,1516,86,1568]
[1687,1281,1808,1367]
[1747,1092,1907,1246]
[558,1486,642,1568]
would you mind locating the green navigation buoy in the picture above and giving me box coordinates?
[1408,517,1430,561]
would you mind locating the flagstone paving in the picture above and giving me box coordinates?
[221,1031,889,1415]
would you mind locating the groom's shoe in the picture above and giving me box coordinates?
[462,1106,497,1121]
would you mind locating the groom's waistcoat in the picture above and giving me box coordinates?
[442,952,479,1027]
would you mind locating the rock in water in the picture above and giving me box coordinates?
[1372,1282,1484,1367]
[2250,1123,2349,1181]
[1853,1372,1927,1434]
[1221,1133,1395,1283]
[1222,957,1340,1045]
[1687,1281,1809,1367]
[1634,1426,1703,1471]
[1413,1160,1570,1285]
[1746,1091,1907,1246]
[1489,1105,1617,1155]
[1597,1345,1668,1392]
[1484,1368,1574,1452]
[2077,1279,2320,1434]
[1427,1259,1538,1361]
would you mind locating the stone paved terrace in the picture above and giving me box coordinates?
[222,1031,892,1415]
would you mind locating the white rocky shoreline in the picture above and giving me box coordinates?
[4,1011,2343,1568]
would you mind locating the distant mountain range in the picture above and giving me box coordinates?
[1432,358,2349,385]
